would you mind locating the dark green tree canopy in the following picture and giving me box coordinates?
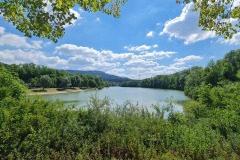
[39,75,52,90]
[177,0,240,39]
[0,0,127,42]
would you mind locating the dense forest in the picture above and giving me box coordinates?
[0,49,240,159]
[0,62,106,89]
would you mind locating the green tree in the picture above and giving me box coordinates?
[39,75,52,90]
[70,75,81,88]
[184,66,204,99]
[177,0,240,39]
[204,59,222,86]
[60,77,71,89]
[0,67,26,100]
[0,0,128,42]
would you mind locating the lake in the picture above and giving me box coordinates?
[42,87,190,112]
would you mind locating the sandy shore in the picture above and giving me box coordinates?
[28,88,86,95]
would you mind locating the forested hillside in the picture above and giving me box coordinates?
[0,49,240,159]
[67,70,131,82]
[0,63,106,89]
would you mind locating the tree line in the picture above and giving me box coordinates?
[121,49,240,99]
[0,63,106,89]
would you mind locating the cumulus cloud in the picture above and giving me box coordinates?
[217,32,240,45]
[0,33,43,49]
[135,51,177,60]
[55,44,134,62]
[146,31,154,37]
[123,59,159,68]
[160,3,216,44]
[174,55,203,63]
[53,43,182,78]
[124,44,160,52]
[0,49,67,68]
[68,56,95,65]
[119,61,189,79]
[55,44,99,56]
[124,45,152,52]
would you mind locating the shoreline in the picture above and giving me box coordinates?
[28,88,95,96]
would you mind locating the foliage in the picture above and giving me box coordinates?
[59,77,71,89]
[2,62,107,89]
[176,0,240,39]
[0,0,128,42]
[70,75,81,88]
[0,67,26,100]
[39,75,52,90]
[0,49,240,159]
[121,69,190,90]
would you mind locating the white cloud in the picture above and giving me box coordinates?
[0,27,5,34]
[160,3,216,44]
[53,43,180,78]
[55,44,99,56]
[135,51,176,60]
[123,59,158,68]
[124,44,160,52]
[174,55,203,63]
[64,9,81,27]
[68,56,95,65]
[146,31,154,37]
[233,0,240,8]
[217,32,240,45]
[44,1,81,28]
[119,60,189,79]
[124,44,152,52]
[107,68,125,75]
[0,49,67,68]
[43,42,52,47]
[0,33,43,49]
[31,41,43,49]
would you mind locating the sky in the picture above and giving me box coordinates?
[0,0,239,79]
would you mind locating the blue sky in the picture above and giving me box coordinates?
[0,0,239,79]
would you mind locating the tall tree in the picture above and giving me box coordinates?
[60,77,71,89]
[39,75,52,91]
[70,75,81,88]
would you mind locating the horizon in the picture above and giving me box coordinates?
[0,0,239,79]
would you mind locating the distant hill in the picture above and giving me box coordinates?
[66,70,131,82]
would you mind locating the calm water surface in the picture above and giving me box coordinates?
[42,87,190,112]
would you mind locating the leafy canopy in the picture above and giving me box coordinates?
[1,0,239,42]
[177,0,240,39]
[0,0,128,42]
